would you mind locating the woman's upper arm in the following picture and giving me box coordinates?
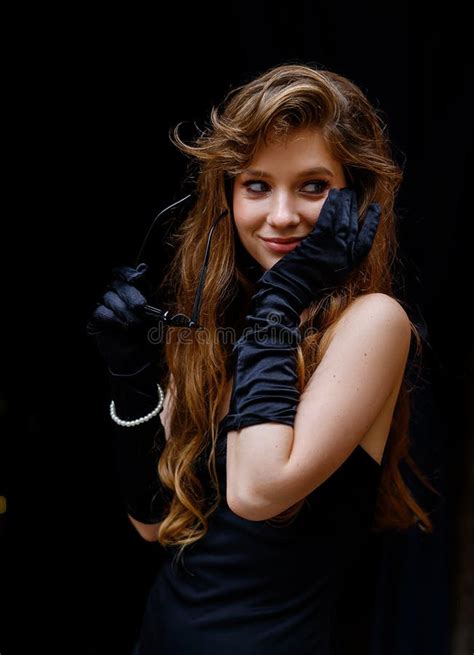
[127,514,162,542]
[228,293,412,519]
[288,293,411,468]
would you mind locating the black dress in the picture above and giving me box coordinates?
[133,414,383,655]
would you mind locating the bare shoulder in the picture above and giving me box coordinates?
[324,292,411,348]
[343,292,410,322]
[304,294,413,411]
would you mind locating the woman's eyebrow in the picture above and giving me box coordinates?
[242,166,335,179]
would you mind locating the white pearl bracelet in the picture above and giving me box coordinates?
[110,383,165,427]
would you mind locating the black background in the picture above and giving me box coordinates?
[1,4,472,654]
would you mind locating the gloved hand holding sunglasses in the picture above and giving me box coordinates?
[86,262,163,378]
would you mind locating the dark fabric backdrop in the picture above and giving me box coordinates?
[1,4,472,654]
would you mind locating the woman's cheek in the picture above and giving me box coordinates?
[309,200,325,224]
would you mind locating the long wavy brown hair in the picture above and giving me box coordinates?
[152,63,440,561]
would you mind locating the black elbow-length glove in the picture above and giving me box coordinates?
[221,188,382,433]
[86,263,171,523]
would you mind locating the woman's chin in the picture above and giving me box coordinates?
[263,252,284,270]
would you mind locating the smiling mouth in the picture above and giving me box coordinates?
[259,238,305,254]
[259,236,305,243]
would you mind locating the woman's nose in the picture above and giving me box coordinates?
[266,193,301,227]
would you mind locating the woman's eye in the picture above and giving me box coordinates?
[242,180,269,193]
[302,180,330,194]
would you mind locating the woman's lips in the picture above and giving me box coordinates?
[259,237,303,253]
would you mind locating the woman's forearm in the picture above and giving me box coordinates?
[109,366,170,524]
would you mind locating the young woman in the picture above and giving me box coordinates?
[87,63,438,654]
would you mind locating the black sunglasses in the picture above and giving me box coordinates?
[135,186,232,329]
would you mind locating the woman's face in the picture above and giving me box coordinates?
[232,127,347,271]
